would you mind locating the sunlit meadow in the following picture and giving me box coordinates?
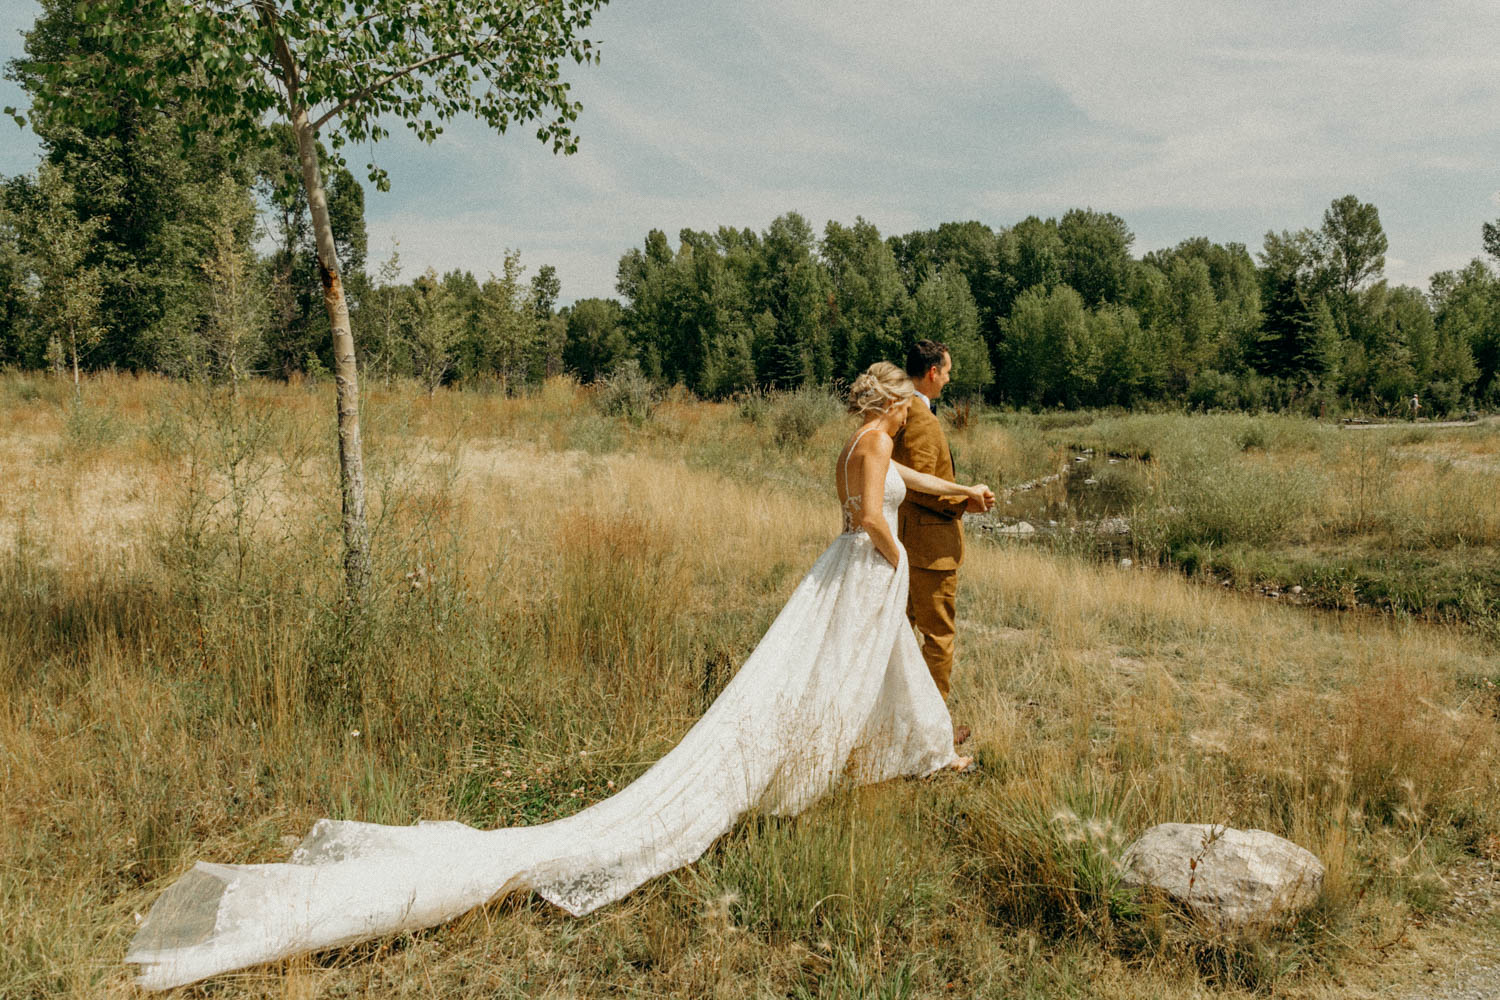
[3,372,1499,998]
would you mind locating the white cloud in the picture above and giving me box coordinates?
[7,0,1497,295]
[753,2,1497,165]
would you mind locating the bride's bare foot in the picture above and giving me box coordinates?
[948,755,975,773]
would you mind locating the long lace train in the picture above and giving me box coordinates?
[126,460,957,989]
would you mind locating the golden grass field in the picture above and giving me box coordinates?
[3,372,1500,998]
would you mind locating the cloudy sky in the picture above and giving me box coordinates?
[3,0,1498,303]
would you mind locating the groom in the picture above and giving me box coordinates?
[892,341,992,737]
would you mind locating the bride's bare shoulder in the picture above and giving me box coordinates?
[844,428,892,458]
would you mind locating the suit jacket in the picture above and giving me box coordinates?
[891,403,968,571]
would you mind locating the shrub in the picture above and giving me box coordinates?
[1186,369,1238,411]
[735,387,770,424]
[1235,419,1267,452]
[739,385,843,449]
[61,399,124,453]
[593,359,659,422]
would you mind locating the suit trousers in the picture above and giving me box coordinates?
[907,565,958,699]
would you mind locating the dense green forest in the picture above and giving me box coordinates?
[4,3,1500,415]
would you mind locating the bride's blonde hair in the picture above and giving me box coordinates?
[846,361,915,417]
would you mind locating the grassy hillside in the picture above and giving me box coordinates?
[3,373,1498,998]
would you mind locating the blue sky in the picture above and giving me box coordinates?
[3,0,1498,303]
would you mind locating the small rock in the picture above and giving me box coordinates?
[1119,823,1324,928]
[1291,585,1303,595]
[1119,558,1133,568]
[1084,477,1099,485]
[997,521,1036,536]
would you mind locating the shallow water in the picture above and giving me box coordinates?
[969,449,1145,556]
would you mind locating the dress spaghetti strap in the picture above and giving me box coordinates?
[840,426,875,533]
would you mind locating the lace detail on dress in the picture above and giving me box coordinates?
[840,494,864,534]
[839,427,872,534]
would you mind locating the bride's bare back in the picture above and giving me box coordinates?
[835,421,903,566]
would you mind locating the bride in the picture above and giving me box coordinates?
[126,362,992,989]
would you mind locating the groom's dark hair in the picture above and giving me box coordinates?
[905,340,949,379]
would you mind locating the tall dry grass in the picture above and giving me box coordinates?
[2,373,1498,998]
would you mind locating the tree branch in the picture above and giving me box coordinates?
[309,34,507,132]
[335,9,387,45]
[307,0,550,132]
[253,0,301,107]
[251,52,280,80]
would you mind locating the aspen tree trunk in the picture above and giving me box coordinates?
[260,1,371,605]
[291,106,371,604]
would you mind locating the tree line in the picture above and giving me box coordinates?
[8,156,1499,416]
[598,201,1500,416]
[4,5,1500,416]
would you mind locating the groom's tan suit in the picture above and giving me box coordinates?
[892,402,968,698]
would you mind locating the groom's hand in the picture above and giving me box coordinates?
[965,486,995,514]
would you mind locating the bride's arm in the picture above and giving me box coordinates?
[858,435,904,567]
[892,461,991,506]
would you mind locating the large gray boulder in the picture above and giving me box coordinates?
[1119,823,1324,927]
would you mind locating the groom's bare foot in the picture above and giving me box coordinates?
[952,724,971,746]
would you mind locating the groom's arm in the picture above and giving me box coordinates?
[897,422,969,519]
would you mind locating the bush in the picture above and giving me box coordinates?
[1235,418,1267,452]
[739,384,843,449]
[735,387,770,425]
[1186,369,1238,411]
[593,359,659,422]
[61,399,125,453]
[1423,379,1467,417]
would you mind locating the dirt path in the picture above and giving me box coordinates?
[1393,946,1500,1000]
[1390,858,1500,1000]
[1341,417,1498,430]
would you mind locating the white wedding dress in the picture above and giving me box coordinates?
[126,431,959,989]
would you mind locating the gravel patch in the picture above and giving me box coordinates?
[1395,857,1500,1000]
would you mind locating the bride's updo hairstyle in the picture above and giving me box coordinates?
[846,361,915,417]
